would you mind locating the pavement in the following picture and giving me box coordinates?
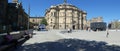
[22,30,64,45]
[14,30,120,51]
[57,30,120,46]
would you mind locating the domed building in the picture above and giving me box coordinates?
[45,1,87,30]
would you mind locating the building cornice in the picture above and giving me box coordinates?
[45,3,87,15]
[30,17,44,18]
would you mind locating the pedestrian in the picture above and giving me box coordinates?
[88,27,90,32]
[106,31,109,38]
[70,28,72,33]
[67,28,70,33]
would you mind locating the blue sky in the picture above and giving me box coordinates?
[8,0,120,23]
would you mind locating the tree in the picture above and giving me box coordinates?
[40,18,48,26]
[114,20,120,31]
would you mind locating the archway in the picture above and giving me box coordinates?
[72,25,75,30]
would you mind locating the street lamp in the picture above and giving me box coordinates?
[27,1,30,30]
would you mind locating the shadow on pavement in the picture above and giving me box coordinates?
[7,38,30,51]
[15,39,120,51]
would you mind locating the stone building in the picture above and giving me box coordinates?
[0,0,8,24]
[87,17,103,27]
[7,0,29,31]
[29,17,44,29]
[45,1,87,30]
[0,0,8,33]
[0,0,29,33]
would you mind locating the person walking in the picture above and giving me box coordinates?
[106,30,109,38]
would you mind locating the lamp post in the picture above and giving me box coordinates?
[28,1,30,30]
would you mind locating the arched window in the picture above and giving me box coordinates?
[51,12,56,17]
[32,19,35,22]
[51,19,52,21]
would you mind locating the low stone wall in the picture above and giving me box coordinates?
[0,32,22,45]
[0,29,33,44]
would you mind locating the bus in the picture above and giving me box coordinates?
[38,24,47,31]
[90,22,107,31]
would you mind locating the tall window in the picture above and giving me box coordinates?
[59,12,64,16]
[51,19,52,21]
[67,12,72,16]
[51,12,53,16]
[32,19,35,22]
[54,12,56,16]
[51,12,56,17]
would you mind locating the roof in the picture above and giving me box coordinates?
[49,3,79,10]
[45,3,87,14]
[8,3,17,7]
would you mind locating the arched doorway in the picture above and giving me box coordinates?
[72,25,75,30]
[53,25,55,29]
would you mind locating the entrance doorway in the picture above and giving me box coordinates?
[72,25,75,30]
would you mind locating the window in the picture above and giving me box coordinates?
[73,21,76,23]
[32,19,35,22]
[59,12,64,16]
[51,12,56,17]
[66,25,68,27]
[67,12,72,16]
[51,12,53,16]
[54,12,56,16]
[51,22,53,24]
